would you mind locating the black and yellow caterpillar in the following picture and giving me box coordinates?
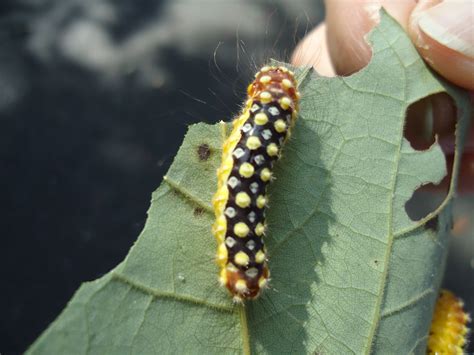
[212,65,300,302]
[428,289,471,354]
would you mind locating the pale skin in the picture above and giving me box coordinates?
[291,0,474,191]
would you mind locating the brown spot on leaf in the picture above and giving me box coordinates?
[194,207,204,217]
[197,144,211,161]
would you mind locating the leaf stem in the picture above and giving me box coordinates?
[239,305,251,355]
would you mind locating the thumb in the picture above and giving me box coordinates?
[409,0,474,90]
[324,0,416,75]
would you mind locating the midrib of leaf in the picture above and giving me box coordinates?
[364,17,467,353]
[364,24,408,355]
[239,306,251,355]
[217,121,252,355]
[359,21,463,352]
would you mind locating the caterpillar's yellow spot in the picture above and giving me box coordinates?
[235,279,248,292]
[212,65,300,300]
[246,136,262,150]
[234,251,250,266]
[428,289,471,354]
[256,195,266,209]
[235,192,251,208]
[266,143,279,157]
[239,162,254,178]
[279,96,292,110]
[255,112,269,125]
[259,75,271,84]
[259,91,272,104]
[255,250,265,264]
[282,78,293,89]
[255,223,265,236]
[234,222,250,238]
[260,168,272,182]
[274,119,287,133]
[258,276,268,288]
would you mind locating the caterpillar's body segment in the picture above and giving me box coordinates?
[212,65,300,302]
[428,290,471,354]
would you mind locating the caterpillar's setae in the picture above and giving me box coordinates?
[428,289,471,354]
[212,65,300,302]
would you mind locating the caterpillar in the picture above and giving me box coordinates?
[428,289,471,354]
[212,65,300,302]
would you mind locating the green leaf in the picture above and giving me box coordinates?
[28,10,471,355]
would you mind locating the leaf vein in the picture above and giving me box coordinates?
[381,288,434,318]
[112,272,235,313]
[163,176,213,214]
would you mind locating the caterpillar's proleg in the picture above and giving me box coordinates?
[212,65,300,302]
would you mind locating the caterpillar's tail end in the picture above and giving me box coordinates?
[221,265,270,301]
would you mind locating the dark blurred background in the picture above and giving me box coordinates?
[0,1,471,354]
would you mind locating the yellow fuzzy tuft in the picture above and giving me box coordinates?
[212,114,248,262]
[428,289,471,354]
[216,243,228,267]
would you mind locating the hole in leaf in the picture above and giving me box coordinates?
[405,184,447,222]
[197,143,211,161]
[404,93,457,222]
[404,93,456,151]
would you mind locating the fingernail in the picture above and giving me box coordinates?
[417,1,474,59]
